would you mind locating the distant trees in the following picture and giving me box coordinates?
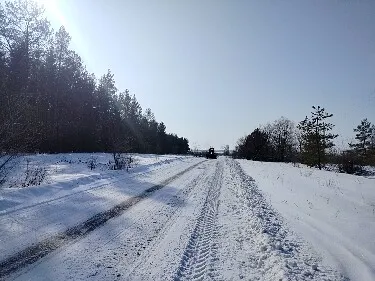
[235,128,272,161]
[0,0,189,155]
[234,117,297,162]
[234,108,340,170]
[263,117,297,162]
[234,106,375,175]
[297,106,338,169]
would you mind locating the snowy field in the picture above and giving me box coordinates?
[0,153,186,190]
[0,154,374,280]
[0,154,197,258]
[238,160,375,281]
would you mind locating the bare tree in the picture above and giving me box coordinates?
[223,145,230,156]
[263,117,297,162]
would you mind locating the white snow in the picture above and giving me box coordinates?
[238,160,375,281]
[0,153,199,259]
[1,155,374,280]
[0,153,185,190]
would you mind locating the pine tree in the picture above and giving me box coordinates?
[242,128,271,161]
[297,106,338,169]
[349,118,372,155]
[0,0,190,156]
[371,125,375,150]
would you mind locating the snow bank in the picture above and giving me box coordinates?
[0,153,195,259]
[238,160,375,281]
[1,153,186,189]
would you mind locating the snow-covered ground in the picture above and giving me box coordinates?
[0,154,374,280]
[0,154,199,259]
[238,160,375,281]
[0,153,186,190]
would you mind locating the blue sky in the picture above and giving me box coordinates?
[36,0,375,150]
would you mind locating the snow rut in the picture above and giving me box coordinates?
[174,161,223,281]
[0,160,205,280]
[226,159,348,281]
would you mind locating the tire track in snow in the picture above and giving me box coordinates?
[121,163,215,280]
[0,160,206,280]
[226,159,348,281]
[174,161,223,281]
[9,162,212,281]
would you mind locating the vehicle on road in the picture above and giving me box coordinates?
[206,147,217,159]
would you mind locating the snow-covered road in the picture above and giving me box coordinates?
[0,157,364,280]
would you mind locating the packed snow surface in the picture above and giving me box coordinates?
[0,154,374,280]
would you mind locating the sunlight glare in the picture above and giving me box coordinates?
[34,0,90,72]
[36,0,67,27]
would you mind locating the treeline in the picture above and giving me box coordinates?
[234,117,297,162]
[234,106,375,173]
[0,0,189,155]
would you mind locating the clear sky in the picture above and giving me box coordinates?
[35,0,375,150]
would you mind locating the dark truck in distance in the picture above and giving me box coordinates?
[206,147,217,159]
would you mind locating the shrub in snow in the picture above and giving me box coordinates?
[111,153,134,171]
[0,154,19,187]
[338,150,364,175]
[22,160,47,187]
[87,157,97,170]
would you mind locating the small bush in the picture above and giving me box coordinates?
[112,153,133,171]
[22,160,47,187]
[338,151,364,175]
[87,157,97,170]
[0,154,19,188]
